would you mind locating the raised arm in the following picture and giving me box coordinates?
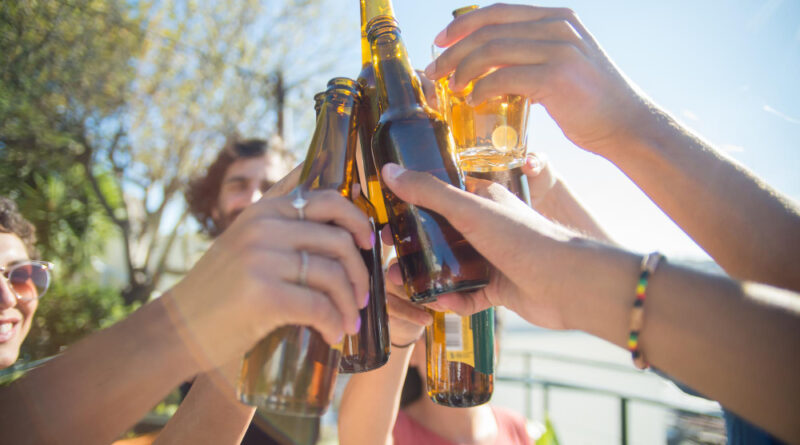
[338,277,432,445]
[381,163,800,443]
[426,3,800,290]
[522,153,612,243]
[0,189,371,445]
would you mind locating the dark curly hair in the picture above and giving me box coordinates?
[0,197,38,259]
[186,139,282,237]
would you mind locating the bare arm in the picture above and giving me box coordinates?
[607,113,800,289]
[0,298,198,445]
[338,280,432,445]
[383,163,800,444]
[338,345,414,445]
[523,154,613,243]
[427,3,800,290]
[0,188,371,445]
[153,362,254,445]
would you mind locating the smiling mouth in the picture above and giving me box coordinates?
[0,322,18,343]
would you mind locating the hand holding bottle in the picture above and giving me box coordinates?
[383,260,432,346]
[167,189,372,372]
[381,162,577,330]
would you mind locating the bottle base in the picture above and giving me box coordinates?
[410,278,489,304]
[238,394,327,417]
[338,352,390,374]
[428,391,493,408]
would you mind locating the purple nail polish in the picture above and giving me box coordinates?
[355,316,362,333]
[363,291,371,307]
[370,231,376,248]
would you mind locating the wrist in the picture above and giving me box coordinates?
[556,240,642,348]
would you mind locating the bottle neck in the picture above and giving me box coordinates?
[299,93,359,196]
[360,0,395,67]
[370,28,425,112]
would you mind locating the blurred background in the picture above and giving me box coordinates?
[1,0,798,443]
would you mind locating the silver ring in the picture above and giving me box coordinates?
[298,250,309,286]
[291,187,309,220]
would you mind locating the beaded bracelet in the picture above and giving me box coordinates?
[628,252,665,370]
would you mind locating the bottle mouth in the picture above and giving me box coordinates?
[325,77,361,102]
[366,15,399,41]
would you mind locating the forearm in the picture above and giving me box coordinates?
[562,241,800,443]
[154,363,254,444]
[338,345,414,445]
[533,178,613,244]
[608,110,800,290]
[0,297,198,445]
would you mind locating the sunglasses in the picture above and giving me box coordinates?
[0,261,54,302]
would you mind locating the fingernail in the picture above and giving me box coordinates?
[336,332,344,343]
[363,291,371,307]
[434,28,447,46]
[383,163,406,182]
[354,316,362,333]
[424,60,436,78]
[370,231,376,248]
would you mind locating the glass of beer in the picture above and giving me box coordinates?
[432,6,531,174]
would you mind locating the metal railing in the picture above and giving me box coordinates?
[496,350,722,445]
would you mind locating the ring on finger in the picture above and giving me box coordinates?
[291,187,309,220]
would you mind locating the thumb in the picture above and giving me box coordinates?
[381,163,485,236]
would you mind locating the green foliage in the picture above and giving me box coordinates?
[21,281,136,360]
[536,417,561,445]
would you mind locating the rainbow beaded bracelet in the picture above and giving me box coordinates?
[628,252,665,370]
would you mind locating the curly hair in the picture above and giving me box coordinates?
[186,139,279,237]
[0,197,38,259]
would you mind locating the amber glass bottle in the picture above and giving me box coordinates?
[367,16,490,304]
[357,0,394,227]
[238,78,387,414]
[426,307,494,407]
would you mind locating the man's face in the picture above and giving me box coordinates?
[212,154,284,233]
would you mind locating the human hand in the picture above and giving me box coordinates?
[381,163,580,330]
[166,189,373,372]
[425,3,656,157]
[383,260,432,347]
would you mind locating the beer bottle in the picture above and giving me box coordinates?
[426,308,495,407]
[238,78,384,414]
[357,0,394,227]
[311,78,390,374]
[367,15,490,303]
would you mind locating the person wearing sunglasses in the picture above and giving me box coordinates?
[0,197,52,371]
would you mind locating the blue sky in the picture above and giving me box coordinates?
[342,0,800,259]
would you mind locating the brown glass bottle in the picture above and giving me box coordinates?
[311,79,390,374]
[426,307,494,407]
[357,0,394,228]
[367,16,490,303]
[238,79,386,414]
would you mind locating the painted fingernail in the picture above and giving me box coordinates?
[370,231,376,248]
[383,163,406,182]
[336,332,344,343]
[424,60,436,78]
[363,291,371,307]
[354,316,362,333]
